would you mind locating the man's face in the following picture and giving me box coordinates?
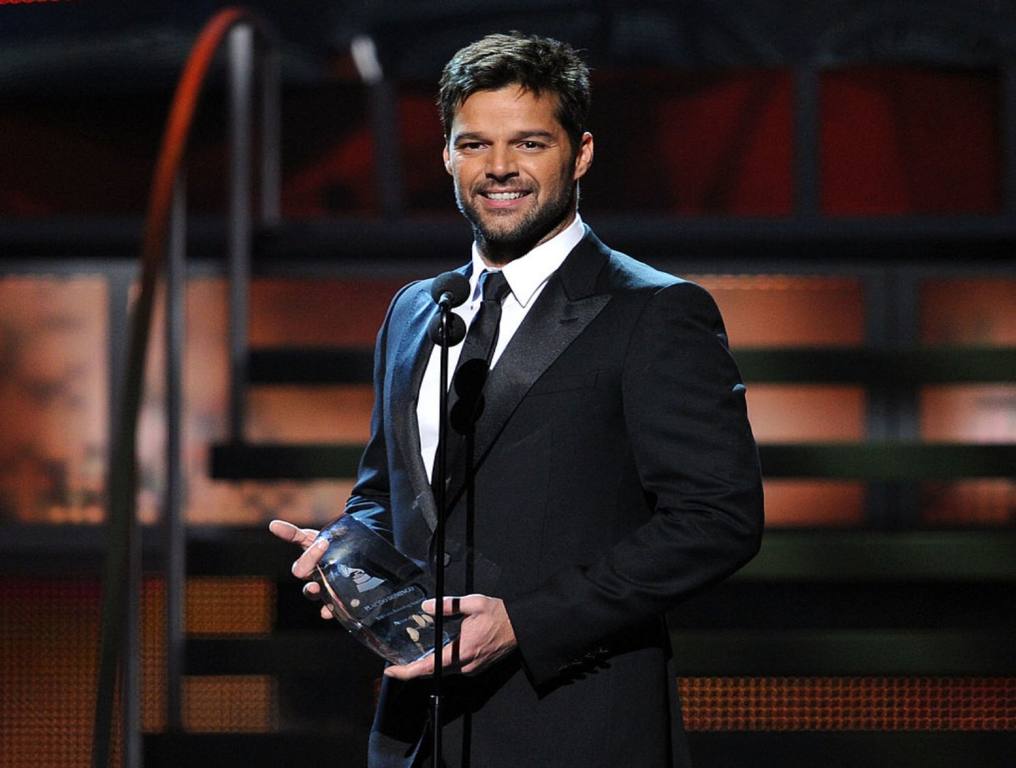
[443,86,593,263]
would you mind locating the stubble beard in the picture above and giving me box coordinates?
[456,180,578,265]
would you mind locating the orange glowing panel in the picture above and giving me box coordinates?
[0,277,107,525]
[919,279,1013,526]
[693,275,864,348]
[761,480,866,527]
[185,278,390,514]
[921,385,1016,444]
[183,677,277,733]
[921,279,1016,345]
[1,577,280,761]
[250,278,409,347]
[744,385,866,528]
[919,384,1015,527]
[746,385,865,442]
[692,276,866,528]
[146,577,278,730]
[247,385,373,444]
[0,579,102,767]
[679,677,1015,731]
[132,279,366,527]
[921,480,1014,527]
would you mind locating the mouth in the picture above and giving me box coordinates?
[478,189,532,209]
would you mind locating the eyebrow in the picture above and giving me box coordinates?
[453,130,559,144]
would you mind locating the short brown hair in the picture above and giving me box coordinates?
[438,32,591,149]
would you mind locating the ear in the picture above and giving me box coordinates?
[442,144,453,176]
[572,132,594,181]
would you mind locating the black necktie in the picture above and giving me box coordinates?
[428,272,508,556]
[459,270,509,368]
[447,270,509,433]
[433,270,509,500]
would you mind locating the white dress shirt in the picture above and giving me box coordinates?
[416,213,587,480]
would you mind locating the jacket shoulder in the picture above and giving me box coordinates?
[603,250,681,290]
[596,249,724,329]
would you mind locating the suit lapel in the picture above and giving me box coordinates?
[390,265,474,533]
[389,287,440,529]
[446,231,612,504]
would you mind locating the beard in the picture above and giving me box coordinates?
[455,179,578,264]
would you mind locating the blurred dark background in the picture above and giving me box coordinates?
[0,1,1013,767]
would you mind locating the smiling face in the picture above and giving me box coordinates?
[443,85,593,265]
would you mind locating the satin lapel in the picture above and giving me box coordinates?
[447,235,612,502]
[389,288,439,528]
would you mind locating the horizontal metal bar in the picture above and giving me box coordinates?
[666,629,1016,675]
[760,443,1016,479]
[256,216,1016,269]
[6,213,1016,243]
[186,633,381,675]
[671,581,1015,630]
[687,733,1016,768]
[5,215,1016,269]
[184,630,1016,676]
[4,528,1015,582]
[209,442,364,479]
[249,347,374,385]
[736,347,1016,384]
[144,732,366,768]
[207,442,1016,481]
[739,531,1016,582]
[144,729,1016,768]
[244,346,1016,387]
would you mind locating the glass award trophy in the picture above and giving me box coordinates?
[314,514,460,665]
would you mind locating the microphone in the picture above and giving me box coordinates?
[431,271,470,310]
[428,312,466,346]
[429,271,469,346]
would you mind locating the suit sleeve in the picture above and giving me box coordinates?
[505,280,764,686]
[339,283,417,539]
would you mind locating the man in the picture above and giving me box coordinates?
[271,31,763,767]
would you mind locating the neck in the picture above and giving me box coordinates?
[475,206,578,268]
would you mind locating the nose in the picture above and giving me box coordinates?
[485,144,518,182]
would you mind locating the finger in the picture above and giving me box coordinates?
[292,537,329,578]
[428,636,463,673]
[302,581,322,600]
[382,633,463,679]
[446,636,462,670]
[421,596,464,616]
[319,603,334,620]
[268,519,320,549]
[383,654,435,680]
[422,595,485,616]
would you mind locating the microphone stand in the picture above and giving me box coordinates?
[432,306,451,768]
[426,271,467,767]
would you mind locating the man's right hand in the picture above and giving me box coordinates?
[267,519,335,620]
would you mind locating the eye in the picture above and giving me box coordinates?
[458,141,485,152]
[519,140,545,150]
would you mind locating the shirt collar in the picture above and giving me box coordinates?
[468,213,586,307]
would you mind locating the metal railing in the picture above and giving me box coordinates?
[92,8,279,766]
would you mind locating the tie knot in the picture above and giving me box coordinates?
[479,270,510,304]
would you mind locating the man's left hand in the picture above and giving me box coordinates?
[384,594,517,679]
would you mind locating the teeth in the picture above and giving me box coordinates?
[486,192,524,200]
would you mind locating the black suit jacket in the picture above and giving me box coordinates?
[344,228,764,768]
